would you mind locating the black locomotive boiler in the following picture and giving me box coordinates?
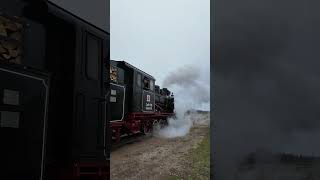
[109,60,174,143]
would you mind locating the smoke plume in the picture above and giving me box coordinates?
[213,0,320,179]
[155,64,210,138]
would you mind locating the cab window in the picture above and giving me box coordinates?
[150,80,154,91]
[143,77,150,89]
[86,33,101,80]
[137,73,142,87]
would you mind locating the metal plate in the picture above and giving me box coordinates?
[142,90,155,112]
[3,89,20,105]
[0,111,20,128]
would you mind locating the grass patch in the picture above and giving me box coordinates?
[189,129,210,179]
[170,129,210,180]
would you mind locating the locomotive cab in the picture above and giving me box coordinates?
[109,62,126,121]
[0,1,110,179]
[110,60,156,119]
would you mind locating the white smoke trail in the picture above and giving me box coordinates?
[154,64,210,138]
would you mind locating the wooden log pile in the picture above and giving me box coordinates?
[110,65,118,83]
[0,14,24,65]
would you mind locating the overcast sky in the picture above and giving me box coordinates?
[110,0,210,87]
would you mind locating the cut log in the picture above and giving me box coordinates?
[11,56,21,64]
[15,22,23,29]
[8,49,19,58]
[5,22,18,31]
[1,40,18,50]
[3,53,11,59]
[10,32,22,41]
[0,24,7,36]
[0,44,6,53]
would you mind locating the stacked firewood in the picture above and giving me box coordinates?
[110,66,118,83]
[0,14,24,64]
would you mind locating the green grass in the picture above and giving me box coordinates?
[170,129,210,180]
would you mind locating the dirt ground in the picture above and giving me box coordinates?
[110,124,209,180]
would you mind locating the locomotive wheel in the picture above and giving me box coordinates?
[153,120,159,126]
[152,120,160,130]
[159,119,167,128]
[142,122,152,135]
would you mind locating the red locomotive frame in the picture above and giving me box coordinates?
[111,112,174,143]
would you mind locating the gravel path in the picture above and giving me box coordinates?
[110,124,209,180]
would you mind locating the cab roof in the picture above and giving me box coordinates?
[111,60,156,80]
[47,0,109,33]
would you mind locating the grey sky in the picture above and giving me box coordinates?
[110,0,210,87]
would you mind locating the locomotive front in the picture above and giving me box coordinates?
[155,86,175,113]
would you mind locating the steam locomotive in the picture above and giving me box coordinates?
[0,0,110,179]
[109,60,174,143]
[0,1,174,179]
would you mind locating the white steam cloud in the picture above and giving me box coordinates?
[154,64,210,138]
